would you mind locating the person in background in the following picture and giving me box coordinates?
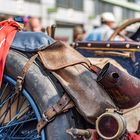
[14,16,47,33]
[29,17,42,32]
[85,12,118,41]
[22,16,31,31]
[22,16,44,32]
[73,26,85,42]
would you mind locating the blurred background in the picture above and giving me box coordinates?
[0,0,140,43]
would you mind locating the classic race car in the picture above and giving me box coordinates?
[0,18,140,140]
[76,18,140,78]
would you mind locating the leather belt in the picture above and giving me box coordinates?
[14,52,75,134]
[37,93,74,134]
[15,54,38,94]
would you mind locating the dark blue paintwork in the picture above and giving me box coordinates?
[77,48,140,79]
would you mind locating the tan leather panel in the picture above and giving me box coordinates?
[38,41,91,70]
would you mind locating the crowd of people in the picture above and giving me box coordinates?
[1,12,125,43]
[73,12,125,42]
[85,12,118,41]
[0,11,140,140]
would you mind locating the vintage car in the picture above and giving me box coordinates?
[0,18,140,140]
[76,18,140,78]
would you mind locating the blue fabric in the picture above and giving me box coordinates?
[85,25,119,41]
[11,31,55,52]
[77,48,140,78]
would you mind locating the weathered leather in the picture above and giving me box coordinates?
[53,64,115,124]
[38,41,91,70]
[38,41,115,124]
[88,57,128,73]
[37,93,74,133]
[15,54,38,95]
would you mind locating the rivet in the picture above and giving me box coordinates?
[76,43,79,46]
[72,42,75,46]
[106,44,110,47]
[87,43,91,47]
[126,44,130,48]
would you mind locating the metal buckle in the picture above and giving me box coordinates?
[15,76,24,93]
[17,76,23,81]
[42,112,55,123]
[42,113,49,122]
[16,76,23,85]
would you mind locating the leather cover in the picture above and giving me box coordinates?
[38,41,91,70]
[38,41,115,124]
[53,64,115,124]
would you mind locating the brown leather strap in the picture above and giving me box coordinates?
[15,54,38,94]
[14,53,74,134]
[37,93,75,134]
[38,41,91,71]
[90,65,101,75]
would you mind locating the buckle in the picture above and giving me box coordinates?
[16,76,23,85]
[17,76,23,81]
[15,76,24,93]
[42,112,55,123]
